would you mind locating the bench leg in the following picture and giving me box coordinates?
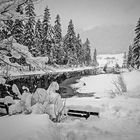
[5,105,9,114]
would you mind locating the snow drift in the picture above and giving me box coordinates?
[0,114,62,140]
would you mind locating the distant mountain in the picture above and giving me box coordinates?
[80,24,135,54]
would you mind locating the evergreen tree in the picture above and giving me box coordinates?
[53,14,64,64]
[34,19,42,56]
[54,14,62,44]
[63,19,77,65]
[1,20,14,39]
[93,48,98,66]
[133,18,140,46]
[24,0,36,56]
[12,19,24,44]
[0,29,4,41]
[132,18,140,68]
[42,6,52,57]
[75,34,83,65]
[35,19,42,40]
[84,38,92,65]
[122,52,127,68]
[127,45,133,68]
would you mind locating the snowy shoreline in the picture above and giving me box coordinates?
[1,70,140,140]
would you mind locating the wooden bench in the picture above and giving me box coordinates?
[67,109,99,119]
[0,102,12,115]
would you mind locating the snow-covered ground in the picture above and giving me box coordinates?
[0,114,63,140]
[1,70,140,140]
[58,70,140,140]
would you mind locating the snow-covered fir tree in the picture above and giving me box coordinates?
[84,38,92,66]
[1,20,14,39]
[54,14,62,44]
[0,28,6,40]
[127,45,133,68]
[122,52,127,68]
[34,19,42,56]
[35,19,42,40]
[42,6,52,57]
[24,0,36,56]
[132,18,140,69]
[93,48,98,66]
[0,30,4,40]
[63,19,77,65]
[12,19,24,44]
[75,34,83,65]
[53,14,64,64]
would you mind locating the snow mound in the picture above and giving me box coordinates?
[123,70,140,97]
[0,114,62,140]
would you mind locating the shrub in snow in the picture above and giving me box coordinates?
[9,101,23,115]
[12,84,21,98]
[9,82,64,122]
[31,103,45,114]
[32,88,47,104]
[9,86,32,115]
[117,74,127,92]
[21,91,32,113]
[110,74,127,97]
[4,96,14,105]
[43,103,56,119]
[43,82,64,122]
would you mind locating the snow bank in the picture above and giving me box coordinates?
[0,114,63,140]
[1,70,140,140]
[123,70,140,97]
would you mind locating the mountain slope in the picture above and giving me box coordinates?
[80,24,135,54]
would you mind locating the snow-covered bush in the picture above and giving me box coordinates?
[44,82,65,122]
[4,96,13,105]
[32,88,48,104]
[31,103,45,114]
[12,83,21,98]
[9,101,23,115]
[9,82,65,122]
[110,74,127,97]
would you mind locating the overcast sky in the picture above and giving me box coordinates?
[35,0,140,32]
